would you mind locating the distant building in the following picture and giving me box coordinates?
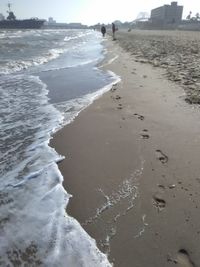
[150,2,183,25]
[67,23,83,28]
[48,17,56,24]
[0,14,5,21]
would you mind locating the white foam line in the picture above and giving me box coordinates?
[107,55,119,65]
[0,32,117,267]
[1,162,112,266]
[134,214,148,239]
[64,30,92,42]
[100,55,119,68]
[83,159,145,226]
[39,58,99,73]
[81,159,145,259]
[54,71,121,131]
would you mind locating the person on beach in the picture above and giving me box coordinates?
[112,22,116,40]
[101,25,106,37]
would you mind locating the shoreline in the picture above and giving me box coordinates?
[51,32,200,266]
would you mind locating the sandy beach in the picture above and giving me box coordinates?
[51,30,200,266]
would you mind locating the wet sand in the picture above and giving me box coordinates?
[51,31,200,266]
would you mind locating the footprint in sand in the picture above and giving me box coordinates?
[110,85,117,92]
[115,95,121,100]
[134,113,144,121]
[157,184,166,191]
[117,104,123,110]
[141,134,149,139]
[141,130,150,139]
[152,193,166,211]
[175,249,195,267]
[155,150,168,164]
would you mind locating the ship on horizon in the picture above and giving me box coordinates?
[0,3,45,29]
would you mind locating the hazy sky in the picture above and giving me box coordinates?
[0,0,198,25]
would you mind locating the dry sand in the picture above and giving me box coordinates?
[116,29,200,104]
[51,30,200,267]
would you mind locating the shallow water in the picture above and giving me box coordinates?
[0,29,119,266]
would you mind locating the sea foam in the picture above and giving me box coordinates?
[0,29,119,266]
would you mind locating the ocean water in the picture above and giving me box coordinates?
[0,29,119,266]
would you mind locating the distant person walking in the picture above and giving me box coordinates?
[112,22,116,40]
[101,25,106,37]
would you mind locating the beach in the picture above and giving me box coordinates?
[51,30,200,267]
